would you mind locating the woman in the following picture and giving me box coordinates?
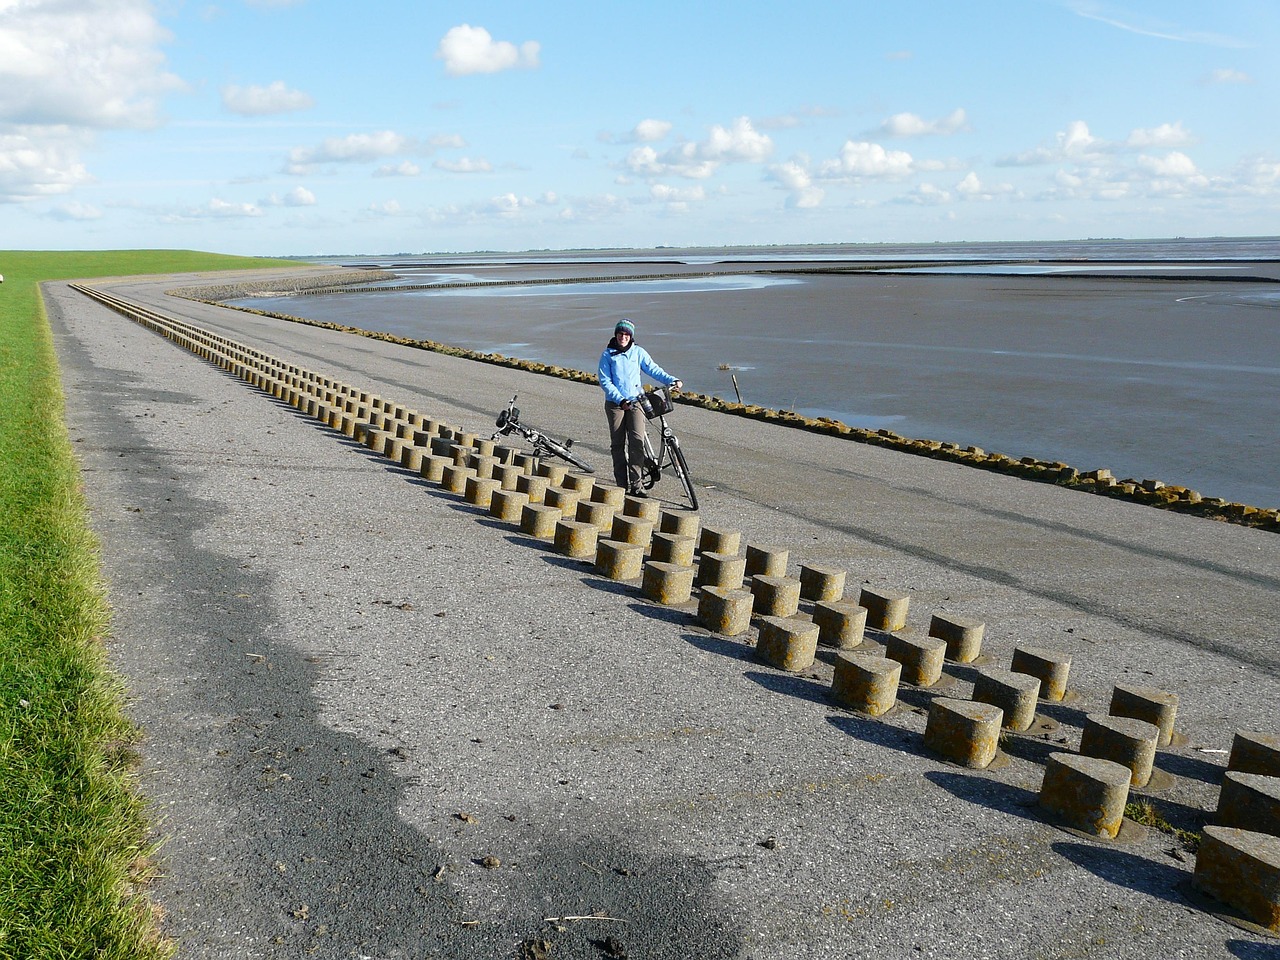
[597,318,682,496]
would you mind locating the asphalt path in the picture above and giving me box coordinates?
[46,271,1280,960]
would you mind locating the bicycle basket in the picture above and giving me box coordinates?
[638,389,673,420]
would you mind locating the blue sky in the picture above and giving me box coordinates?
[1,0,1276,255]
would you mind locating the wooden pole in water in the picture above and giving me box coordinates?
[731,373,743,404]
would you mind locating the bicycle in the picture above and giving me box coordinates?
[491,395,595,473]
[632,385,698,511]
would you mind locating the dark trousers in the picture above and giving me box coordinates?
[605,401,646,489]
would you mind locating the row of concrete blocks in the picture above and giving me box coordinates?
[86,288,1280,934]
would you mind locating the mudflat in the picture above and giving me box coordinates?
[48,270,1279,959]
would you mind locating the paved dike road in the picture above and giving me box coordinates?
[46,271,1279,960]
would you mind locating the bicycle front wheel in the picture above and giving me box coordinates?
[668,441,698,511]
[540,437,595,473]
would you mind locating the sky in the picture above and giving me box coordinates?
[1,0,1277,256]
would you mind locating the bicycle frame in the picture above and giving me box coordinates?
[491,395,594,473]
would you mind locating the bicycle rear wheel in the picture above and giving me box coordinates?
[667,440,698,511]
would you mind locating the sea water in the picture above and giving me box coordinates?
[235,239,1280,508]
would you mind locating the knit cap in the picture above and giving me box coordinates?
[614,318,636,337]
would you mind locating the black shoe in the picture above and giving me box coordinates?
[628,487,649,498]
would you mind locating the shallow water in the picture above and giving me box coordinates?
[240,244,1280,507]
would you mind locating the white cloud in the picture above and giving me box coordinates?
[625,116,773,179]
[768,159,824,208]
[632,119,672,143]
[650,183,706,206]
[374,161,421,177]
[557,193,628,223]
[436,24,540,76]
[46,200,102,221]
[997,120,1108,166]
[1205,68,1252,84]
[433,157,493,173]
[819,141,914,179]
[896,183,952,205]
[1127,121,1193,148]
[368,200,406,216]
[0,127,92,202]
[885,50,913,61]
[1065,2,1249,47]
[1137,151,1199,178]
[162,197,263,221]
[221,81,314,116]
[0,0,182,129]
[955,171,1015,201]
[264,186,316,207]
[287,130,424,173]
[879,108,967,138]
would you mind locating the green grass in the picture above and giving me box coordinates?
[0,251,294,959]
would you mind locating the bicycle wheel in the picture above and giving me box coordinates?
[540,437,595,473]
[667,440,698,511]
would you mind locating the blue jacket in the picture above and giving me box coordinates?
[598,339,677,405]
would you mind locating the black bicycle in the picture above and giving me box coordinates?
[492,395,595,473]
[633,386,698,511]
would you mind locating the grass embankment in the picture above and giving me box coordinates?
[0,251,293,959]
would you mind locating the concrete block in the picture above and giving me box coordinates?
[642,561,695,605]
[1194,825,1280,931]
[972,667,1040,732]
[542,487,581,517]
[750,575,801,618]
[1215,772,1280,837]
[756,616,819,672]
[1229,731,1280,778]
[830,654,901,716]
[885,629,946,687]
[488,489,529,523]
[553,519,598,559]
[649,533,695,567]
[925,698,1003,769]
[859,587,910,632]
[419,455,449,483]
[699,526,741,556]
[536,462,568,486]
[1079,714,1160,787]
[623,495,661,521]
[799,564,846,602]
[610,514,654,548]
[467,453,499,479]
[515,473,549,504]
[929,613,986,663]
[696,551,747,590]
[1039,752,1131,839]
[513,452,538,473]
[473,438,496,457]
[595,539,645,581]
[1011,646,1072,701]
[659,510,700,539]
[591,484,627,508]
[493,464,523,491]
[400,445,425,473]
[441,464,476,495]
[744,544,788,579]
[1109,685,1179,747]
[575,500,617,530]
[520,503,561,540]
[562,473,595,495]
[813,600,867,650]
[697,586,753,636]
